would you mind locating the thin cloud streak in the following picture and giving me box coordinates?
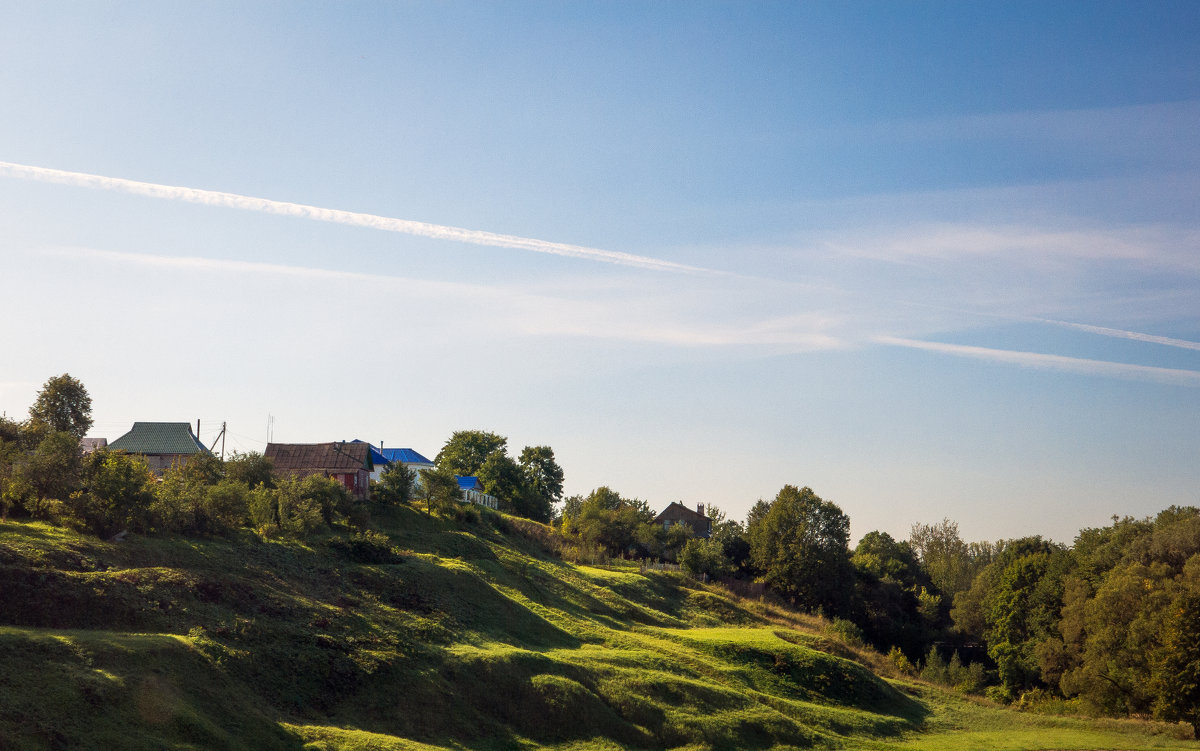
[1038,319,1200,352]
[48,246,837,349]
[875,336,1200,387]
[0,161,714,275]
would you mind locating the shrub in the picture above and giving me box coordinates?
[888,646,914,675]
[327,530,403,564]
[824,617,865,647]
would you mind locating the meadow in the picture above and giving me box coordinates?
[0,505,1193,750]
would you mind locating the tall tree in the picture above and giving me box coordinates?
[436,430,507,477]
[748,485,854,615]
[910,518,974,597]
[16,431,84,517]
[478,452,528,513]
[519,445,564,510]
[28,374,92,441]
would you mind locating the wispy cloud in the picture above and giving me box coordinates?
[828,223,1188,266]
[47,246,841,350]
[0,161,714,275]
[875,336,1200,387]
[1037,319,1200,352]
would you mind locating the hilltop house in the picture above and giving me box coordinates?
[653,502,712,538]
[265,441,373,500]
[351,441,437,483]
[456,476,499,509]
[108,422,210,475]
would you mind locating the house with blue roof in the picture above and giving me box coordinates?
[456,476,499,510]
[351,441,437,483]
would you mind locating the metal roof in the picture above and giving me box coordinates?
[348,443,435,467]
[265,442,373,473]
[456,476,484,491]
[387,448,434,465]
[108,422,209,455]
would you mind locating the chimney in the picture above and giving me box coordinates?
[697,503,705,518]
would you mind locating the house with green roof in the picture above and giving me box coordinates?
[108,422,211,475]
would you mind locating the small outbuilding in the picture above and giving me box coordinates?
[653,501,713,538]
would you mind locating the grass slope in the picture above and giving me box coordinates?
[0,509,1192,750]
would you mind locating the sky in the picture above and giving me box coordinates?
[2,2,1198,546]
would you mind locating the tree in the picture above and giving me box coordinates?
[17,431,84,517]
[73,449,154,537]
[418,466,462,515]
[748,485,854,615]
[436,430,507,477]
[680,537,732,579]
[225,451,275,489]
[910,518,976,597]
[519,445,564,519]
[478,452,527,511]
[1153,578,1200,738]
[374,461,415,505]
[28,374,92,441]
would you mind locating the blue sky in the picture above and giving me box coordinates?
[2,2,1198,544]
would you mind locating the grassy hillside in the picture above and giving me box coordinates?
[0,507,1193,750]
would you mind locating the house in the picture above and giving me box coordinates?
[653,501,712,538]
[107,422,210,475]
[456,476,499,509]
[265,442,373,500]
[351,441,437,483]
[80,437,108,455]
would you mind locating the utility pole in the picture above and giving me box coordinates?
[208,421,227,459]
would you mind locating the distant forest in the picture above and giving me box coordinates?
[3,374,1198,735]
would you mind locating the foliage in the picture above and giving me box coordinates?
[27,373,93,441]
[417,466,462,516]
[476,452,526,511]
[224,450,274,489]
[852,530,941,658]
[16,430,84,517]
[517,444,563,521]
[679,536,732,579]
[70,449,154,537]
[373,461,415,505]
[150,456,248,535]
[910,518,995,598]
[748,484,854,615]
[435,430,507,477]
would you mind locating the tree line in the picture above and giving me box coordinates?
[552,483,1200,735]
[3,375,1198,733]
[0,376,564,536]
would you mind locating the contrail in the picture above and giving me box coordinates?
[874,336,1200,387]
[1037,318,1200,352]
[0,161,713,274]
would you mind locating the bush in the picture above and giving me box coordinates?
[679,537,732,579]
[327,530,403,564]
[888,646,914,675]
[824,618,865,647]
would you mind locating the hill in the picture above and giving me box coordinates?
[0,507,1192,750]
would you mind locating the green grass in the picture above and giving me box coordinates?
[0,511,1194,750]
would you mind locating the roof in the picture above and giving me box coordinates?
[108,422,209,456]
[265,442,373,473]
[653,501,710,525]
[348,442,434,467]
[80,437,108,453]
[387,447,434,465]
[349,440,388,467]
[456,476,485,492]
